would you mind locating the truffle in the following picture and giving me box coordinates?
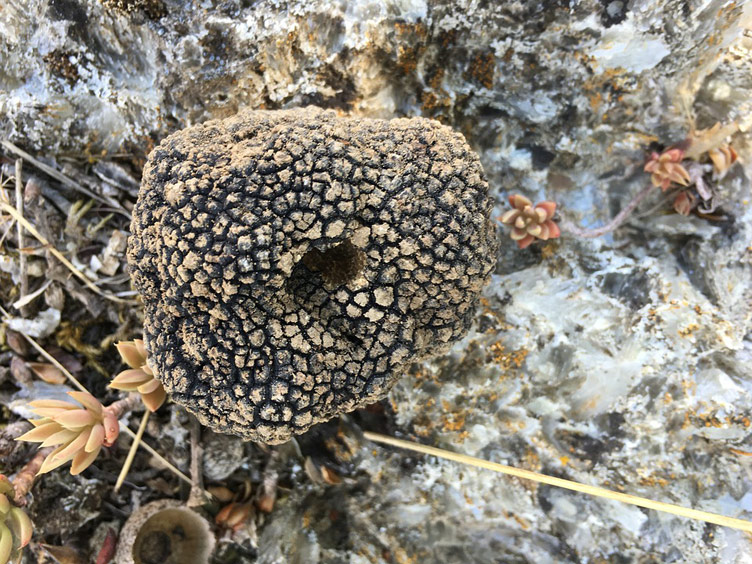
[127,107,497,443]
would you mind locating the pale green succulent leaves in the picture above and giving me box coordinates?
[0,477,33,564]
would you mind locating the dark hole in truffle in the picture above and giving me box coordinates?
[139,530,172,564]
[299,239,366,286]
[344,333,363,347]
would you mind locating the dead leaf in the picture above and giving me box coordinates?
[10,356,33,386]
[5,329,29,356]
[39,544,87,564]
[28,362,66,385]
[94,528,118,564]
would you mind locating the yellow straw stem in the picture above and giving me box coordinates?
[363,431,752,534]
[114,409,150,492]
[0,306,87,393]
[118,422,197,491]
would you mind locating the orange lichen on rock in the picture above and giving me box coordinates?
[464,50,495,89]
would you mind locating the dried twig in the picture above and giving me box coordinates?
[364,431,752,534]
[187,415,205,507]
[1,140,131,220]
[117,425,210,497]
[559,184,656,238]
[12,446,53,505]
[12,279,52,310]
[106,393,143,419]
[15,159,29,317]
[0,202,133,304]
[0,308,88,393]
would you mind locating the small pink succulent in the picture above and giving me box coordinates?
[110,340,166,412]
[673,191,695,216]
[498,194,560,249]
[17,392,119,475]
[708,145,738,176]
[644,148,691,191]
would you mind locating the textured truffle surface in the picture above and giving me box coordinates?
[128,107,497,443]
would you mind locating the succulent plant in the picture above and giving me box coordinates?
[0,476,32,564]
[17,391,119,475]
[498,194,560,249]
[672,191,696,216]
[708,144,738,177]
[110,340,166,412]
[644,148,691,191]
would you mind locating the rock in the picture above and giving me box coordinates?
[1,0,751,560]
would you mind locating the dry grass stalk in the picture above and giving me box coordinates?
[0,140,130,219]
[14,159,28,317]
[363,431,752,534]
[114,410,150,492]
[0,202,132,305]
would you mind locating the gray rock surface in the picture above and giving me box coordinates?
[2,0,752,562]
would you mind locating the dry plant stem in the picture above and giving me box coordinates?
[0,202,132,304]
[559,184,656,238]
[117,425,208,495]
[12,446,54,505]
[13,279,52,310]
[0,307,88,393]
[364,432,752,534]
[106,393,142,419]
[1,140,131,220]
[187,415,205,507]
[15,159,29,317]
[114,409,150,492]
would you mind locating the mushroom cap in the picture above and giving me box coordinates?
[128,107,497,443]
[114,500,215,564]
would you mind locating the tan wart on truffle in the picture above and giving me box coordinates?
[127,107,497,444]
